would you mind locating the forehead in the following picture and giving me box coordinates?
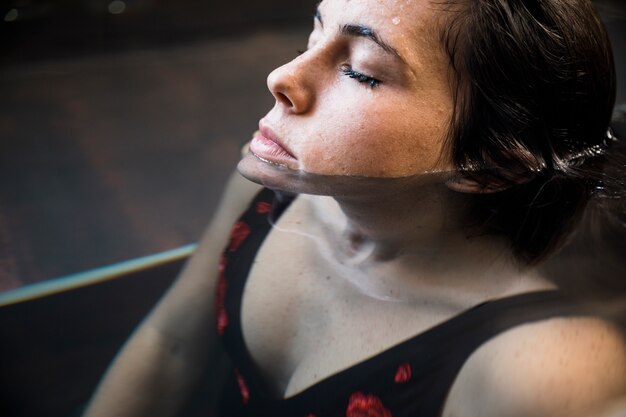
[317,0,444,60]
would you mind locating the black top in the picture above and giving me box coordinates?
[215,188,588,417]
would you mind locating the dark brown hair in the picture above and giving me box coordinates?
[439,0,619,263]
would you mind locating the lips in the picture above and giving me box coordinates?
[249,125,296,167]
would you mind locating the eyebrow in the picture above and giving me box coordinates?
[340,24,402,59]
[314,8,402,61]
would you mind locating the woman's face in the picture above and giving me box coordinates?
[240,0,453,185]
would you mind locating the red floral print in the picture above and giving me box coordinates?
[215,274,228,336]
[394,363,412,384]
[346,392,392,417]
[218,254,228,274]
[234,368,250,405]
[256,201,272,214]
[228,221,251,252]
[216,309,228,336]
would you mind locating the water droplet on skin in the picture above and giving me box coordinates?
[392,16,401,25]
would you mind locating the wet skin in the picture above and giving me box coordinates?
[239,0,454,192]
[234,0,560,401]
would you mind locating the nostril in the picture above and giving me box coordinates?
[267,63,308,113]
[275,91,294,108]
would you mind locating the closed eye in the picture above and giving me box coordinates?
[340,65,381,88]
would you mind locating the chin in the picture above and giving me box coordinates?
[237,153,358,196]
[237,153,305,194]
[238,152,434,199]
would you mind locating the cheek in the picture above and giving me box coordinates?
[298,110,392,176]
[299,95,451,177]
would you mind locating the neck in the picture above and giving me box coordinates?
[306,179,553,302]
[331,180,471,260]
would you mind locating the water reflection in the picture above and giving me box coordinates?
[240,142,626,309]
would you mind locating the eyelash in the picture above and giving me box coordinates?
[295,50,382,89]
[340,65,381,88]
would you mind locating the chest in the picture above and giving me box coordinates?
[238,199,453,398]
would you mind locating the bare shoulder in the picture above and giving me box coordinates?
[144,168,262,338]
[443,316,626,417]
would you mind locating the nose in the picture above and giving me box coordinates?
[267,57,315,114]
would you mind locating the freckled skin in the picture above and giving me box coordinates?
[238,1,626,411]
[240,0,454,183]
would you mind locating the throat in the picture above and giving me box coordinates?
[342,229,405,262]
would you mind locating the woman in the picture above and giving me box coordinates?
[84,0,626,416]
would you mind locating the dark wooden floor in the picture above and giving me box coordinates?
[0,26,310,290]
[0,11,314,414]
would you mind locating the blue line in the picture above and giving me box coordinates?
[0,244,197,307]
